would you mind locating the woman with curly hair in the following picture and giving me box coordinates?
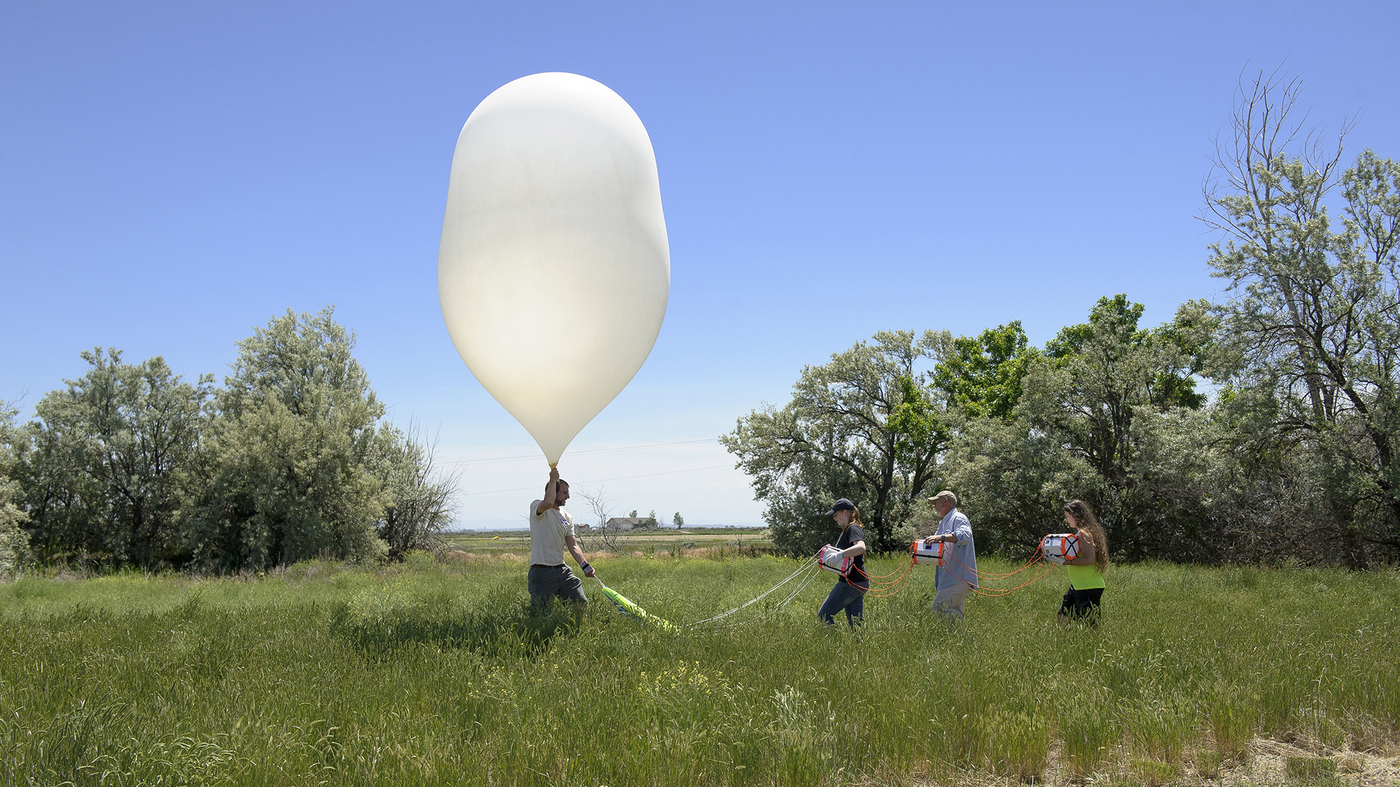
[1058,499,1108,625]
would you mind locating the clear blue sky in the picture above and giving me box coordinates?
[4,2,1398,528]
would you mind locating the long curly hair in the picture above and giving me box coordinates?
[1064,500,1109,574]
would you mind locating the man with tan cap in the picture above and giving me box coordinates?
[922,490,977,619]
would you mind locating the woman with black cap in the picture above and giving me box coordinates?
[817,498,869,627]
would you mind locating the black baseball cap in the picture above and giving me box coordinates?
[825,498,856,515]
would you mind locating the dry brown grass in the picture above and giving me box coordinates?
[902,734,1399,786]
[443,549,526,564]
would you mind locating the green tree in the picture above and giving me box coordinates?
[1041,296,1208,490]
[940,297,1214,560]
[722,331,944,553]
[672,511,683,528]
[0,400,30,575]
[940,409,1101,557]
[17,350,212,569]
[184,308,390,570]
[929,321,1040,421]
[1203,69,1400,562]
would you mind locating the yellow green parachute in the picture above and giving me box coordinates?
[594,579,674,630]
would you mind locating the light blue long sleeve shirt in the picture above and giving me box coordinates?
[933,508,977,590]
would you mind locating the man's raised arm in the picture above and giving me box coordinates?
[535,466,560,516]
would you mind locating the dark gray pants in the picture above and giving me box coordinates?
[528,564,587,608]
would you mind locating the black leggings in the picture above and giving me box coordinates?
[1058,586,1104,623]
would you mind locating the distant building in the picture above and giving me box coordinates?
[605,517,654,531]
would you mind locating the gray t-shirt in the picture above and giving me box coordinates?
[529,501,575,566]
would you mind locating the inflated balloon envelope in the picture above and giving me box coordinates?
[438,72,670,465]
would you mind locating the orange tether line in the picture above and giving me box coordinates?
[937,543,1055,596]
[916,533,1045,580]
[832,547,917,596]
[862,560,914,594]
[824,539,1058,599]
[959,548,1045,579]
[861,566,916,597]
[865,550,916,587]
[859,541,918,580]
[969,564,1056,596]
[841,569,912,599]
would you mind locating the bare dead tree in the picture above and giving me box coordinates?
[576,487,622,553]
[1200,66,1354,421]
[376,421,459,560]
[1199,66,1400,563]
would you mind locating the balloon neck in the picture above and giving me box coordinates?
[549,462,558,469]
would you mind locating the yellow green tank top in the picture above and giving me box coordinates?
[1065,563,1106,590]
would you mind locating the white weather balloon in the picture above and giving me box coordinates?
[438,72,670,466]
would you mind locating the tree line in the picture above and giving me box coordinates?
[723,72,1400,567]
[0,307,455,575]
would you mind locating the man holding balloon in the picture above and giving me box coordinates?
[437,73,667,611]
[528,467,597,610]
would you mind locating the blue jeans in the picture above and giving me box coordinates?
[818,578,868,627]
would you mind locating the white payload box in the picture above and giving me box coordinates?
[1040,533,1080,565]
[817,544,851,576]
[912,540,944,566]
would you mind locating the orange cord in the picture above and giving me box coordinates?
[821,539,1058,600]
[969,563,1057,596]
[939,542,1055,595]
[860,541,917,580]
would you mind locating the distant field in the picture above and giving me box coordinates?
[443,525,772,556]
[2,555,1397,786]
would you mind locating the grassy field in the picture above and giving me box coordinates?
[1,552,1397,786]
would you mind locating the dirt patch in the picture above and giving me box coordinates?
[1240,737,1398,786]
[905,736,1398,786]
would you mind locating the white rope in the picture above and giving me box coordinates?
[700,561,826,631]
[686,557,821,628]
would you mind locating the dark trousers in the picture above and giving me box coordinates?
[528,564,587,609]
[1058,586,1104,624]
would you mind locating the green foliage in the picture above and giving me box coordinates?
[885,374,945,465]
[722,331,943,553]
[1059,690,1118,776]
[331,577,576,658]
[1202,70,1400,564]
[1,558,1397,786]
[15,349,212,569]
[8,309,453,575]
[184,308,390,570]
[0,400,29,576]
[1286,756,1338,784]
[939,296,1216,559]
[727,302,1227,561]
[929,320,1039,421]
[940,408,1102,556]
[1208,683,1258,760]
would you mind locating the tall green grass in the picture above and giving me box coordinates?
[2,555,1397,785]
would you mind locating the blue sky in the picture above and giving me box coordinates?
[3,1,1398,528]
